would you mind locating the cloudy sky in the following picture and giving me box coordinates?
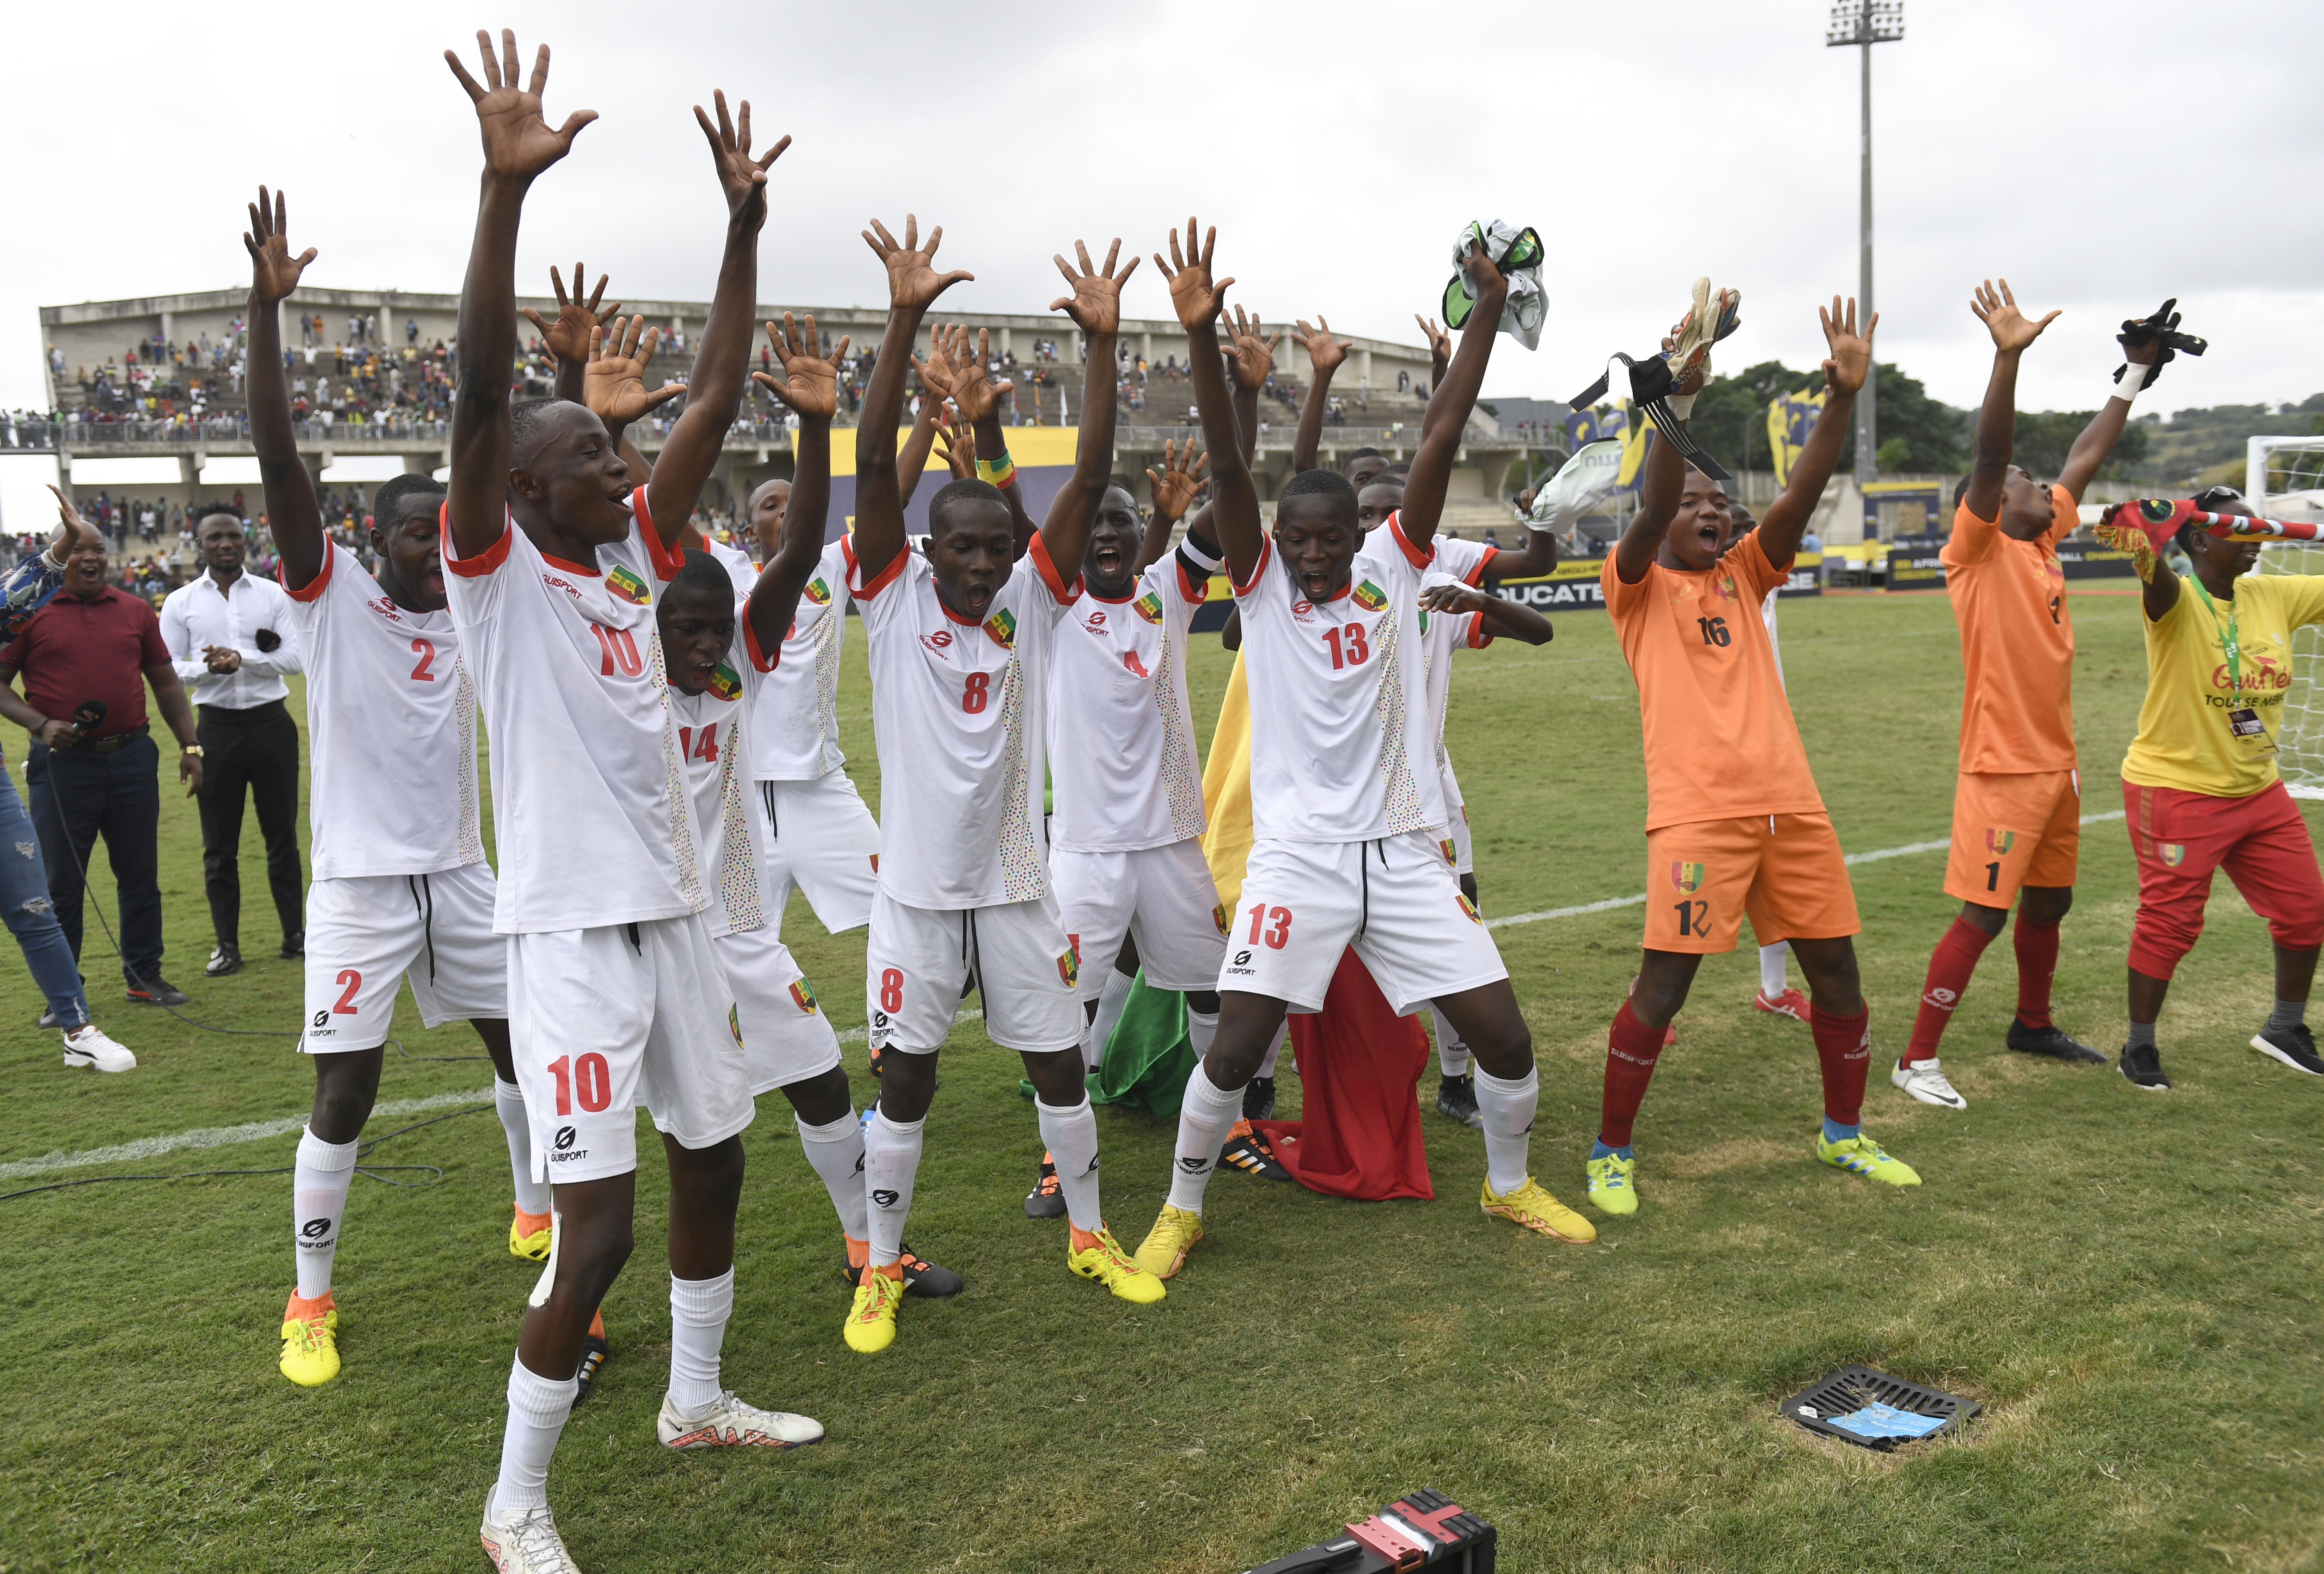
[3,0,2317,442]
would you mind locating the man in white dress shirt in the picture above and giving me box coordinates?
[160,507,306,975]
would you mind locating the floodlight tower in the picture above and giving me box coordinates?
[1828,0,1903,488]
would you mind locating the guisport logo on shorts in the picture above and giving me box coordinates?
[555,1126,577,1150]
[311,1009,330,1028]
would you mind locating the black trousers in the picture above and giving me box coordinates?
[196,700,304,950]
[25,733,164,985]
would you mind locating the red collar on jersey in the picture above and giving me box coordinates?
[542,552,601,578]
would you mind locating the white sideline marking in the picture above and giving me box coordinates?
[2,1008,987,1181]
[1485,811,2128,931]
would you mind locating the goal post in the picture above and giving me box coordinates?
[2247,435,2324,798]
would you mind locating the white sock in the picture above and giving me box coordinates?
[863,1108,925,1264]
[1088,966,1135,1069]
[495,1078,550,1214]
[667,1269,734,1415]
[1165,1062,1245,1214]
[1759,942,1790,998]
[292,1126,358,1300]
[1186,1007,1218,1065]
[1474,1065,1539,1197]
[795,1109,870,1240]
[1256,1021,1286,1080]
[1037,1096,1102,1232]
[1430,1005,1471,1078]
[493,1353,578,1516]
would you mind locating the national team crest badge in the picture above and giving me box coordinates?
[728,1002,744,1046]
[1134,591,1164,624]
[983,608,1017,648]
[1456,893,1484,925]
[1351,579,1387,613]
[869,853,879,873]
[1671,861,1705,893]
[788,979,819,1014]
[1986,829,2016,856]
[2160,843,2185,867]
[706,663,743,702]
[803,576,832,606]
[606,564,651,605]
[1212,903,1231,937]
[1056,942,1080,990]
[1440,838,1457,866]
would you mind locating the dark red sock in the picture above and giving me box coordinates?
[1599,997,1667,1149]
[1810,1001,1873,1128]
[2014,917,2060,1028]
[1903,918,1995,1066]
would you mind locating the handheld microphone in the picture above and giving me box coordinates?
[70,699,107,733]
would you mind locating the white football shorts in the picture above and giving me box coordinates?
[714,921,843,1094]
[299,864,507,1053]
[1050,838,1229,998]
[865,887,1083,1056]
[757,771,881,934]
[1220,830,1506,1016]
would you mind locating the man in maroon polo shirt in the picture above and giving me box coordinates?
[0,523,204,1005]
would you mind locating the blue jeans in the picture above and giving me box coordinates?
[25,734,165,989]
[0,761,90,1029]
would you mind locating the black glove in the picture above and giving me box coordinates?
[2116,298,2207,384]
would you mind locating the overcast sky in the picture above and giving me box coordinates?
[3,0,2318,429]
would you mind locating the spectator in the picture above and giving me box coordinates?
[160,508,306,976]
[0,502,202,1011]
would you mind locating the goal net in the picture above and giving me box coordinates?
[2250,435,2324,797]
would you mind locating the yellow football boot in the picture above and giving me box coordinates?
[279,1291,341,1387]
[843,1263,903,1354]
[1132,1204,1205,1280]
[1481,1177,1598,1243]
[1068,1225,1165,1304]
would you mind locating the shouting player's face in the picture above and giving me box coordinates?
[1356,480,1404,538]
[1997,465,2054,541]
[657,582,737,697]
[510,403,635,547]
[929,496,1016,622]
[1275,493,1358,602]
[749,478,792,561]
[372,500,447,612]
[1083,484,1144,599]
[1665,467,1733,571]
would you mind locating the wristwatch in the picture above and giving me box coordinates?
[181,743,204,757]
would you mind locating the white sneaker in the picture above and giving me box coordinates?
[62,1025,136,1073]
[1891,1057,1967,1110]
[656,1389,824,1450]
[480,1491,581,1573]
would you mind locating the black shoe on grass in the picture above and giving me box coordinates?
[571,1331,611,1406]
[1024,1154,1067,1219]
[126,978,189,1007]
[2251,1023,2324,1076]
[840,1242,964,1298]
[205,944,242,978]
[1242,1076,1276,1123]
[2007,1018,2106,1063]
[2119,1041,2171,1091]
[1436,1072,1484,1129]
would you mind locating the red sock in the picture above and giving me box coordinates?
[1903,918,1995,1066]
[1599,998,1667,1149]
[1810,1001,1873,1128]
[2014,917,2060,1028]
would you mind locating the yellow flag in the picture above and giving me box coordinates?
[1200,651,1256,911]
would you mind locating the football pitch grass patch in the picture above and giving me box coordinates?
[3,592,2320,1571]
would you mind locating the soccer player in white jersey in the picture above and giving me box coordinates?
[1132,220,1596,1282]
[238,190,533,1391]
[438,40,818,1573]
[841,219,1163,1356]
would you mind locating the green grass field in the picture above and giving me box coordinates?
[4,588,2321,1573]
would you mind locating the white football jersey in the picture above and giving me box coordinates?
[1430,533,1500,588]
[1416,568,1493,815]
[442,500,704,934]
[280,542,484,880]
[1046,544,1215,853]
[849,535,1076,909]
[667,616,780,936]
[709,536,757,595]
[1236,511,1446,844]
[749,537,850,782]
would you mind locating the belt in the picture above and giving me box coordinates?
[83,724,151,754]
[199,698,289,725]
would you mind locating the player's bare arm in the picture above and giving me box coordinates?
[444,28,598,563]
[1398,242,1507,556]
[1225,304,1277,467]
[1963,278,2060,525]
[526,263,618,405]
[1290,314,1351,474]
[1140,439,1208,573]
[1421,579,1553,646]
[1756,297,1874,566]
[1615,301,1724,582]
[852,215,974,586]
[1162,218,1261,585]
[942,325,1040,553]
[2055,332,2161,504]
[241,186,326,594]
[1416,313,1453,390]
[645,91,789,550]
[1036,238,1139,575]
[893,365,949,506]
[745,313,847,654]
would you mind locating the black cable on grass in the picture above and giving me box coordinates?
[0,1103,492,1201]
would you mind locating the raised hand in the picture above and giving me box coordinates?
[1049,239,1138,337]
[933,410,976,480]
[243,186,316,306]
[444,28,596,184]
[44,484,95,559]
[1295,315,1352,377]
[1155,217,1233,330]
[1145,438,1210,523]
[751,313,849,421]
[863,215,973,312]
[1971,278,2058,355]
[1817,295,1878,397]
[1224,305,1279,390]
[586,316,688,425]
[1413,314,1451,370]
[912,322,964,397]
[945,328,1008,424]
[1420,581,1491,615]
[522,263,619,362]
[695,90,788,229]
